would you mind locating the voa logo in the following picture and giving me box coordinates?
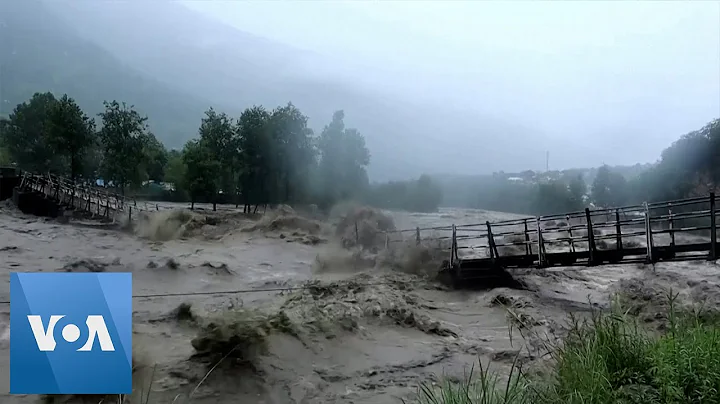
[10,272,132,395]
[27,315,115,352]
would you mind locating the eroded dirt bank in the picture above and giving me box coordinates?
[0,200,719,404]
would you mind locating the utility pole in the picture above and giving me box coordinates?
[546,151,549,172]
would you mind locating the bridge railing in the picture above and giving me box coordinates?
[371,192,720,268]
[19,172,159,221]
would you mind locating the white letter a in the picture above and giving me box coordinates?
[78,315,115,352]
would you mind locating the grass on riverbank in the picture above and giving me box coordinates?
[411,292,720,404]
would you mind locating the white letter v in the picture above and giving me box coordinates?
[27,315,63,351]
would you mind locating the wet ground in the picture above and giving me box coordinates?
[0,200,719,404]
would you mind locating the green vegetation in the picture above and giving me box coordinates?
[445,119,720,215]
[412,293,720,404]
[0,92,444,213]
[363,174,443,213]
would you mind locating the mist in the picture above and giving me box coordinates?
[184,1,720,173]
[3,0,720,182]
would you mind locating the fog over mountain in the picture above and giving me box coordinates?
[2,0,718,181]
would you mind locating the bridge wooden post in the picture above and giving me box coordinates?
[615,209,623,251]
[585,208,596,266]
[523,219,532,255]
[644,202,654,263]
[668,203,675,251]
[536,217,545,267]
[485,221,498,260]
[451,225,458,268]
[566,214,575,253]
[710,192,716,260]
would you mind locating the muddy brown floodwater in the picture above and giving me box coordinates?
[1,200,719,404]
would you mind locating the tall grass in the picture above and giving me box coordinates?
[411,292,720,404]
[407,356,530,404]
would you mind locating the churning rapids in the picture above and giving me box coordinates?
[1,200,719,404]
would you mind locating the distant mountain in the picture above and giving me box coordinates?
[2,0,553,180]
[0,0,213,145]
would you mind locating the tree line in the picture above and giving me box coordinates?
[460,118,720,216]
[0,92,445,212]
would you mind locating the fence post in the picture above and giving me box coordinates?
[536,217,544,267]
[644,202,653,263]
[667,203,675,251]
[585,208,596,266]
[523,219,532,255]
[615,209,623,252]
[486,221,498,260]
[566,214,575,253]
[710,192,716,260]
[416,227,421,245]
[128,206,132,223]
[451,224,458,269]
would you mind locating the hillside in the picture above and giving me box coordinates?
[0,0,211,147]
[2,0,556,180]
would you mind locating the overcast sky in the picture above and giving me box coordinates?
[183,0,720,169]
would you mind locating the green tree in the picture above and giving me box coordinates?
[98,100,150,194]
[163,149,186,189]
[568,174,586,210]
[0,117,11,165]
[362,175,443,213]
[141,133,168,182]
[267,103,316,203]
[0,145,10,166]
[410,174,443,212]
[317,110,370,208]
[46,94,96,180]
[198,108,237,201]
[591,165,628,207]
[182,139,220,210]
[535,180,574,215]
[1,92,59,172]
[237,106,272,213]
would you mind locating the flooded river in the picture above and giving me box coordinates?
[0,200,718,403]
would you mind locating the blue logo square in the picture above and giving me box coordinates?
[10,272,132,394]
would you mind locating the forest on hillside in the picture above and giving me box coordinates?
[0,92,443,213]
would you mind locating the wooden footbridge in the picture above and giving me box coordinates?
[4,170,154,222]
[382,193,720,288]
